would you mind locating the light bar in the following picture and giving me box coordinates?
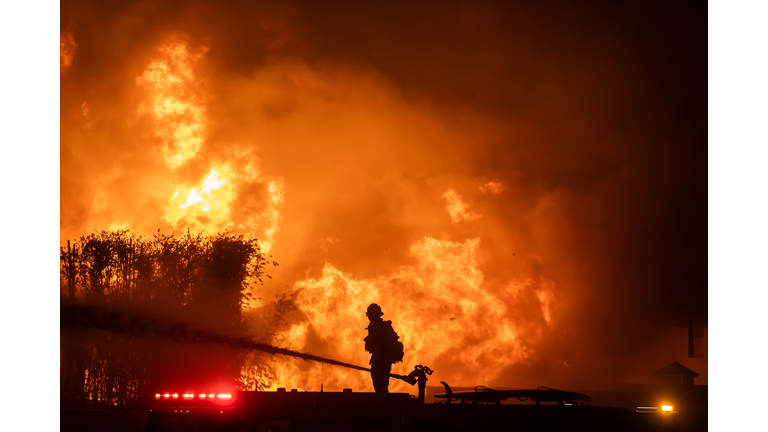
[661,405,674,412]
[155,391,233,401]
[635,406,658,413]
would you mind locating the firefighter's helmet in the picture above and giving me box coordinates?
[366,303,384,317]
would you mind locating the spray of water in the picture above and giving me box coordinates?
[60,303,409,379]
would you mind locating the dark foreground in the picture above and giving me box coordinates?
[63,390,685,432]
[61,408,148,432]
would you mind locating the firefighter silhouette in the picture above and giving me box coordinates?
[364,303,404,393]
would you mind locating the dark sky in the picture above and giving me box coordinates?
[60,0,707,390]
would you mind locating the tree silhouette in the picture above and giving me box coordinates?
[60,229,279,408]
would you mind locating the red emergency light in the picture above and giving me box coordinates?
[154,392,233,400]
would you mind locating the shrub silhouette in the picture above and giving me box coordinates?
[60,229,279,408]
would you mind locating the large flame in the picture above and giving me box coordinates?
[133,43,285,251]
[136,43,208,168]
[65,38,561,393]
[255,200,558,392]
[136,43,209,169]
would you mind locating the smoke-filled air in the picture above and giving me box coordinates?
[60,0,706,404]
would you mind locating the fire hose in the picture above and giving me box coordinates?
[61,304,432,402]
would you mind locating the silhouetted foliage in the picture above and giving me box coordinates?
[263,293,298,342]
[60,229,279,408]
[236,293,298,390]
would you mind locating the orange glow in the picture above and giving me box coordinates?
[81,101,92,129]
[171,393,178,399]
[208,394,214,398]
[479,181,506,195]
[199,394,206,398]
[536,277,557,324]
[661,405,674,412]
[443,189,481,223]
[163,393,170,399]
[60,31,76,73]
[155,393,161,400]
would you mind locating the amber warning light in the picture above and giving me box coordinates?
[635,405,675,413]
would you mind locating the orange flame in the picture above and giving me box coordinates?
[133,43,285,251]
[163,162,284,253]
[253,235,547,392]
[443,189,481,223]
[536,277,557,324]
[136,43,209,169]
